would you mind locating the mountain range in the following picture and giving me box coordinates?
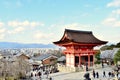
[0,42,56,48]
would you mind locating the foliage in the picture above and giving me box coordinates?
[100,45,114,51]
[51,49,65,57]
[0,58,30,78]
[94,51,101,64]
[95,51,100,60]
[116,42,120,47]
[100,42,120,51]
[113,49,120,64]
[94,60,101,64]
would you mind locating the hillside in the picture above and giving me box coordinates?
[0,42,55,48]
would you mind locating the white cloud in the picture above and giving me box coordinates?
[112,9,120,15]
[102,17,116,24]
[8,21,20,27]
[0,22,4,27]
[33,31,54,44]
[14,27,24,32]
[0,28,6,40]
[102,17,120,27]
[8,20,44,27]
[62,23,90,31]
[103,35,120,43]
[102,12,120,27]
[0,34,5,40]
[107,0,120,7]
[0,28,6,33]
[34,31,53,39]
[114,21,120,27]
[63,23,79,29]
[22,21,30,26]
[103,1,120,27]
[30,22,44,27]
[8,27,25,34]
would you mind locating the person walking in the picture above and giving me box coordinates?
[111,71,115,77]
[86,65,88,71]
[96,72,99,78]
[93,69,96,78]
[102,62,104,68]
[49,77,52,80]
[84,73,91,80]
[108,72,111,77]
[103,71,106,77]
[46,70,49,79]
[38,71,41,80]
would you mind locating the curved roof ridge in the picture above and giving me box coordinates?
[65,29,92,34]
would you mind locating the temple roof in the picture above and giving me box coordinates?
[53,29,108,45]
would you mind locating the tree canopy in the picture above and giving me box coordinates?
[94,51,101,64]
[114,49,120,64]
[100,42,120,51]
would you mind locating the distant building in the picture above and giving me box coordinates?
[16,53,30,60]
[32,54,58,66]
[100,48,120,59]
[100,48,120,64]
[57,56,66,65]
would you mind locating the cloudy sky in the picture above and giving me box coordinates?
[0,0,120,44]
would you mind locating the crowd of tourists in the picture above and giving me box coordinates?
[29,66,58,80]
[30,69,53,80]
[92,70,118,78]
[84,69,120,80]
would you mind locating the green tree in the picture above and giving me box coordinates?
[115,42,120,47]
[95,51,101,64]
[114,49,120,64]
[100,44,115,51]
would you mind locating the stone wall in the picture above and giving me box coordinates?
[57,64,84,72]
[57,64,104,72]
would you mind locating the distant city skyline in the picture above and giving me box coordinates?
[0,0,120,44]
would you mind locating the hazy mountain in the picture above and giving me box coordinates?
[0,42,56,48]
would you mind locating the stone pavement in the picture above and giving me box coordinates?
[43,65,118,80]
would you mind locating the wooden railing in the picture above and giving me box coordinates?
[63,49,97,53]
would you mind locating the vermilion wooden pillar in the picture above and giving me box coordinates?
[79,54,81,67]
[88,54,90,66]
[93,55,94,66]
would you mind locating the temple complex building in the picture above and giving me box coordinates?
[53,29,107,68]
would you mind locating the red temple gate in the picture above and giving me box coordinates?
[53,29,107,67]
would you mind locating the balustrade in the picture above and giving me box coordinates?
[63,49,96,54]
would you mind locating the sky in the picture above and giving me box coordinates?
[0,0,120,44]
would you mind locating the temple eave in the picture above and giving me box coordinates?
[53,41,107,47]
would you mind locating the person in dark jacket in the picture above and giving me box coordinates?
[49,77,52,80]
[38,71,41,79]
[96,72,99,78]
[103,71,106,77]
[93,69,96,78]
[86,65,88,71]
[84,73,91,80]
[108,72,111,77]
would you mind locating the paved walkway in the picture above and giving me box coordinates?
[44,66,118,80]
[30,65,118,80]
